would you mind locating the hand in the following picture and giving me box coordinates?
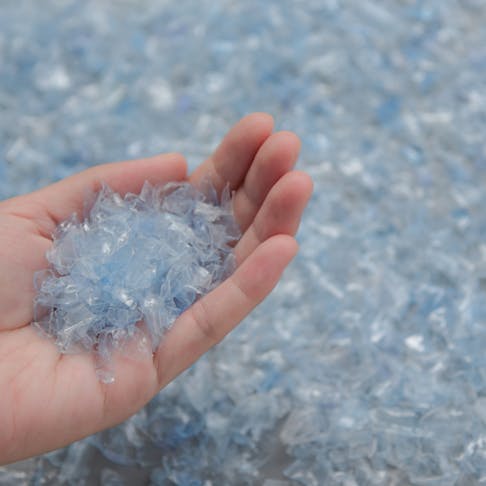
[0,113,312,464]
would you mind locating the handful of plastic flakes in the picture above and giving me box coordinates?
[33,181,240,382]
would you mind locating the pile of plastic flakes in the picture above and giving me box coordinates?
[33,181,238,383]
[2,0,486,484]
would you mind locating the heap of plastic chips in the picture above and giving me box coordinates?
[3,0,486,484]
[33,181,239,380]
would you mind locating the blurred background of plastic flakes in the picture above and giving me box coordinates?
[2,0,486,484]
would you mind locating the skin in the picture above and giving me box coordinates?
[0,113,313,465]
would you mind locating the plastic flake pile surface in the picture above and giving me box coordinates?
[2,0,486,484]
[33,182,238,382]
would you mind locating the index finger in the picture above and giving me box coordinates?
[189,113,274,194]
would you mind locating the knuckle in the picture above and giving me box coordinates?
[191,299,221,345]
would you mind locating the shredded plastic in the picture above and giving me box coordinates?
[2,0,486,484]
[33,181,239,382]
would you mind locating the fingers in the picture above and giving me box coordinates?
[29,153,188,228]
[233,131,301,231]
[235,171,313,264]
[154,235,298,387]
[189,113,274,193]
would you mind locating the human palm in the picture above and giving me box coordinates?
[0,113,312,464]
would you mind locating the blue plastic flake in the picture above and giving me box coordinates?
[33,181,239,380]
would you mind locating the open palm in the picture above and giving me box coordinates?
[0,113,312,464]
